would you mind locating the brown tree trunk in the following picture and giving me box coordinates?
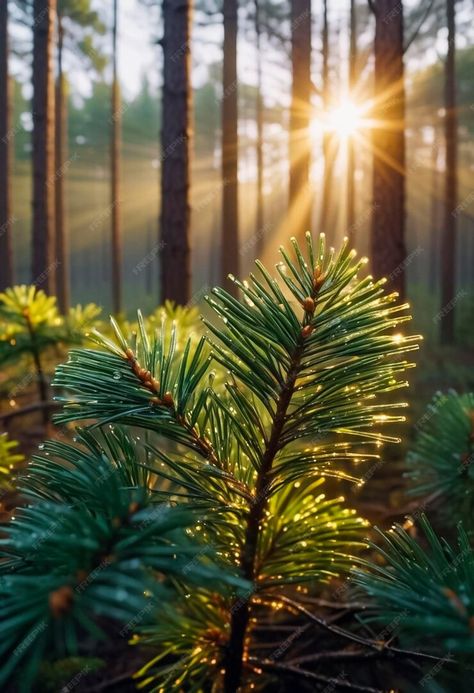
[289,0,312,241]
[254,0,264,256]
[319,0,334,237]
[429,131,439,293]
[32,0,56,294]
[111,0,122,313]
[55,14,69,312]
[160,0,192,304]
[347,0,357,245]
[221,0,239,295]
[370,0,406,299]
[0,0,13,290]
[440,0,457,344]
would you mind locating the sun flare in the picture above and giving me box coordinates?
[327,100,364,137]
[312,98,366,140]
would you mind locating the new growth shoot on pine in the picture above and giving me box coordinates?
[47,232,420,692]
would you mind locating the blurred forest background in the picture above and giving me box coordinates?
[0,0,473,346]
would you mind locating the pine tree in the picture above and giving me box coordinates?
[110,0,122,314]
[289,0,312,242]
[369,0,407,298]
[160,0,192,305]
[221,0,240,296]
[0,234,423,691]
[32,0,57,294]
[0,285,101,425]
[0,0,14,290]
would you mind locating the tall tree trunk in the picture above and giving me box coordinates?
[347,0,357,244]
[370,0,406,299]
[160,0,192,304]
[429,132,439,293]
[111,0,122,313]
[254,0,264,256]
[32,0,56,294]
[0,0,14,289]
[221,0,239,296]
[440,0,457,344]
[55,14,69,312]
[319,0,334,236]
[289,0,312,241]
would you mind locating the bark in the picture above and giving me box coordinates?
[440,0,457,344]
[55,14,69,312]
[371,0,406,299]
[429,132,439,292]
[319,0,335,237]
[289,0,312,241]
[111,0,122,313]
[32,0,56,294]
[347,0,357,245]
[255,0,264,256]
[160,0,192,304]
[221,0,239,295]
[0,0,13,289]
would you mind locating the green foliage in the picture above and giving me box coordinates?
[0,286,101,368]
[0,427,245,691]
[37,657,104,693]
[47,233,418,690]
[353,516,474,654]
[407,391,474,527]
[0,286,102,414]
[0,433,24,493]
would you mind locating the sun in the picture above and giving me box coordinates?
[328,100,364,137]
[311,98,365,140]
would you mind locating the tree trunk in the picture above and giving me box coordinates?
[319,0,334,237]
[55,14,69,312]
[429,131,439,293]
[254,0,264,257]
[221,0,239,295]
[440,0,457,344]
[371,0,406,299]
[32,0,56,294]
[347,0,356,245]
[289,0,312,241]
[0,0,13,290]
[111,0,122,313]
[160,0,192,304]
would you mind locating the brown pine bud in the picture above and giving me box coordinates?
[302,297,315,313]
[111,516,122,529]
[125,348,135,361]
[49,586,74,618]
[128,501,140,515]
[150,377,160,392]
[163,391,174,407]
[301,325,314,338]
[150,396,162,405]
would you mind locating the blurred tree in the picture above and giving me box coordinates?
[0,0,14,289]
[110,0,122,313]
[369,0,406,298]
[319,0,335,240]
[160,0,192,304]
[347,0,357,243]
[254,0,264,255]
[54,0,106,313]
[440,0,458,344]
[32,0,56,294]
[221,0,239,296]
[289,0,312,242]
